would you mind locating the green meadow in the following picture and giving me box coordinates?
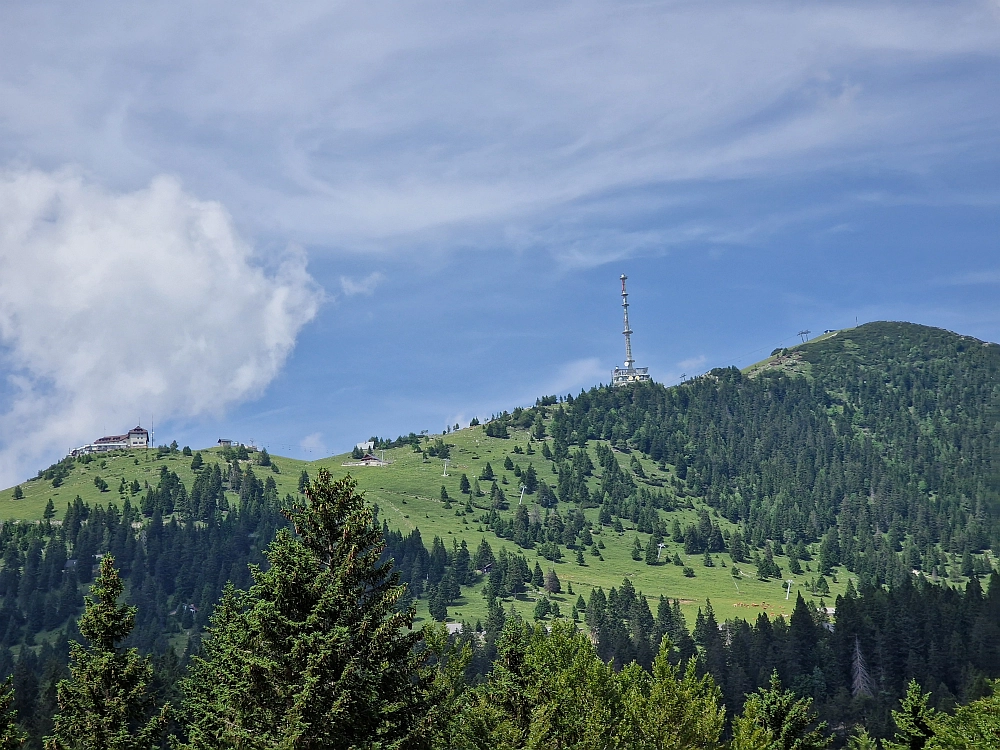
[0,420,854,628]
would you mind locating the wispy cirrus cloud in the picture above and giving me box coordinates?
[0,2,998,262]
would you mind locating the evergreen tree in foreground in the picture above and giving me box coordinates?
[179,470,435,749]
[0,679,25,750]
[451,619,724,749]
[45,555,168,750]
[886,680,936,750]
[730,670,831,750]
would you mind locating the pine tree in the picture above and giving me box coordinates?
[0,678,25,750]
[645,537,659,565]
[532,562,544,588]
[474,538,495,571]
[43,499,55,520]
[730,670,831,750]
[789,554,803,575]
[543,569,561,594]
[459,474,471,494]
[179,470,434,749]
[11,486,22,501]
[846,728,879,749]
[523,464,538,493]
[886,680,936,750]
[45,555,168,750]
[428,585,449,622]
[533,597,551,620]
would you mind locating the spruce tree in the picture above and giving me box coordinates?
[645,537,659,565]
[45,555,168,750]
[543,569,561,594]
[730,670,831,750]
[0,678,25,750]
[886,680,936,750]
[179,470,434,749]
[532,562,544,588]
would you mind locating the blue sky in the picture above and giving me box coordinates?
[0,1,998,480]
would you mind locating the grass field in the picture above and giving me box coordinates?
[0,420,859,629]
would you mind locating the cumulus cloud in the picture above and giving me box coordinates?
[0,169,321,484]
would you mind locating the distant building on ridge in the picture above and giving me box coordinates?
[71,426,149,456]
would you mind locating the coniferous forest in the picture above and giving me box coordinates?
[0,321,998,747]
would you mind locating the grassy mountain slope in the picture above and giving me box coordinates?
[3,321,996,632]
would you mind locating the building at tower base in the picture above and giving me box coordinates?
[612,364,650,386]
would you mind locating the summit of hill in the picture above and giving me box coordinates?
[2,319,998,624]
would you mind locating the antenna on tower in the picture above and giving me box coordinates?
[621,275,634,369]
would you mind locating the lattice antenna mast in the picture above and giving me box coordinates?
[621,274,634,369]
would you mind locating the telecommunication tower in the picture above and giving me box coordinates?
[612,275,651,386]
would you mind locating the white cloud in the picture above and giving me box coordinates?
[339,272,384,297]
[0,2,997,261]
[0,168,321,485]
